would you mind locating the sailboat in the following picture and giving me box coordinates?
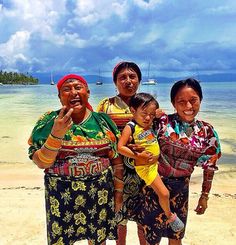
[142,62,157,85]
[50,72,55,85]
[96,69,103,85]
[96,80,103,85]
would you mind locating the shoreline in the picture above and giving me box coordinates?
[0,162,235,245]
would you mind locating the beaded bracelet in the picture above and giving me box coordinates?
[114,189,123,193]
[201,192,209,200]
[38,150,55,164]
[43,144,60,152]
[114,176,124,184]
[50,133,63,140]
[200,195,209,201]
[114,176,124,192]
[44,134,62,151]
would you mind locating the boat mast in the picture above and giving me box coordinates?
[50,71,54,85]
[147,62,150,80]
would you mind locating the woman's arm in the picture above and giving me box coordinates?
[195,169,214,215]
[111,155,124,212]
[31,107,73,169]
[32,134,62,169]
[195,123,221,215]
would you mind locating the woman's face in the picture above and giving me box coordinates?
[115,68,140,97]
[173,86,201,123]
[59,79,90,113]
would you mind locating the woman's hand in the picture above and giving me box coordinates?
[51,106,74,138]
[155,108,165,118]
[194,195,208,215]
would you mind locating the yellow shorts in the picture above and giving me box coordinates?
[135,163,158,186]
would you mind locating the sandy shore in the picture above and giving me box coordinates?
[0,162,235,245]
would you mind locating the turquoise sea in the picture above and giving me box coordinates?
[0,81,235,164]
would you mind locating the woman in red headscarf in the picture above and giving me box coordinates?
[28,74,123,245]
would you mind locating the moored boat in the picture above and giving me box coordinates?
[142,78,157,85]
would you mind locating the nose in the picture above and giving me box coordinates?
[186,101,192,108]
[126,76,132,84]
[71,87,77,95]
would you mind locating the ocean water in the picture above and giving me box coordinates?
[0,81,235,164]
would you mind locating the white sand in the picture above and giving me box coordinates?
[0,163,235,245]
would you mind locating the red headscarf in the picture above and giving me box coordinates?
[57,74,93,111]
[112,61,125,82]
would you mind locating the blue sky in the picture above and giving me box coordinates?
[0,0,236,78]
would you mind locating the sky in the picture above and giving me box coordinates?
[0,0,236,78]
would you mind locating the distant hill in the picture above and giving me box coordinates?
[197,73,236,82]
[32,72,236,84]
[33,73,112,85]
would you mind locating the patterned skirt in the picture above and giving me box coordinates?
[126,177,190,245]
[44,167,117,245]
[116,156,145,225]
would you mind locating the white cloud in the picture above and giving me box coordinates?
[133,0,162,9]
[107,32,134,45]
[206,5,236,15]
[0,0,236,75]
[69,0,128,26]
[142,24,162,45]
[0,0,67,45]
[0,31,30,70]
[0,31,30,65]
[64,33,87,48]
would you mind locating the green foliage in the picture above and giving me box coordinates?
[0,71,38,85]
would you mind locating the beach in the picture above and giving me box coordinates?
[0,82,236,244]
[0,162,235,245]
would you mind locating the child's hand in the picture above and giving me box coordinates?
[127,143,145,153]
[135,151,156,165]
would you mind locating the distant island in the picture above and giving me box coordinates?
[33,72,236,84]
[0,71,38,85]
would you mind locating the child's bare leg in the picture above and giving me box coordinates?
[150,175,171,217]
[150,175,184,233]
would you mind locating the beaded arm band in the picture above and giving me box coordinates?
[112,157,124,192]
[114,176,124,193]
[50,133,63,140]
[200,193,209,200]
[37,133,62,165]
[38,150,55,164]
[43,134,62,151]
[201,169,214,198]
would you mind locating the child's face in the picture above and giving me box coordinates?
[131,102,157,129]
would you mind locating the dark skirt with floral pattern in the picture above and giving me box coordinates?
[125,177,190,245]
[44,167,117,245]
